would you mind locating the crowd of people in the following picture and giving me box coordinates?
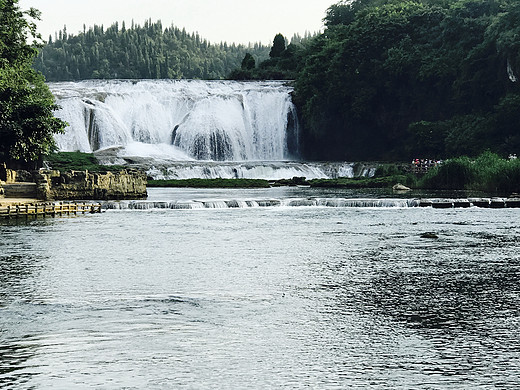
[411,158,442,174]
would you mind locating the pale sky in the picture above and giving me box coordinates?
[19,0,338,45]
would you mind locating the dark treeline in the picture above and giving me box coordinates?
[228,32,317,80]
[292,0,520,161]
[34,19,271,80]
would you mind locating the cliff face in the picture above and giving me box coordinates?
[35,170,148,200]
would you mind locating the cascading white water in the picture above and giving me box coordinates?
[104,198,420,210]
[49,79,378,180]
[50,79,299,162]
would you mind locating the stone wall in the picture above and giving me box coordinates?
[35,169,148,200]
[0,164,17,184]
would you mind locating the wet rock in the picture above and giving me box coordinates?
[471,198,490,208]
[419,200,433,207]
[453,199,471,208]
[431,200,453,209]
[506,198,520,208]
[490,198,506,208]
[392,183,411,192]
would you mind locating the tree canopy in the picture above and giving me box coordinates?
[0,0,66,167]
[269,33,286,58]
[228,32,315,80]
[292,0,520,160]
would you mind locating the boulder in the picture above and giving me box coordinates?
[420,232,439,239]
[392,183,411,192]
[506,198,520,208]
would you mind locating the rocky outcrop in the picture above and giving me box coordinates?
[35,169,148,200]
[392,183,411,192]
[0,164,17,184]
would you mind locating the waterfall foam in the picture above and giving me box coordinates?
[103,197,420,210]
[143,161,373,180]
[50,80,299,162]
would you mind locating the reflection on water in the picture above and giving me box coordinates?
[1,188,520,389]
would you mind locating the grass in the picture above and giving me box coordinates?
[147,178,271,188]
[44,152,127,173]
[419,151,520,195]
[148,174,418,189]
[309,174,417,189]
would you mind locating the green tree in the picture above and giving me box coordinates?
[0,0,66,167]
[241,52,255,70]
[269,33,286,58]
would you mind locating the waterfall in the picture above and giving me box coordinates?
[144,161,370,180]
[49,79,377,180]
[50,79,299,162]
[507,60,517,83]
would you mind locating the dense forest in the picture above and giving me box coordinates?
[34,20,272,80]
[230,0,520,161]
[227,32,316,80]
[290,0,520,160]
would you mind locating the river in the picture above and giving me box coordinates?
[1,187,519,389]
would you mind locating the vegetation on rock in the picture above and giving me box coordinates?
[420,151,520,194]
[44,152,126,172]
[147,178,271,189]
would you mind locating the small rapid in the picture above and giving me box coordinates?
[103,198,420,210]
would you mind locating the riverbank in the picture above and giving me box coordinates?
[1,165,147,201]
[42,151,520,196]
[0,198,39,206]
[146,175,416,190]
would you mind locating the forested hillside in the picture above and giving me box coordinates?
[291,0,520,161]
[34,19,270,80]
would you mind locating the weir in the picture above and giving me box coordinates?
[102,197,520,210]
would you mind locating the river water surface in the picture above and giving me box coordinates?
[1,188,520,389]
